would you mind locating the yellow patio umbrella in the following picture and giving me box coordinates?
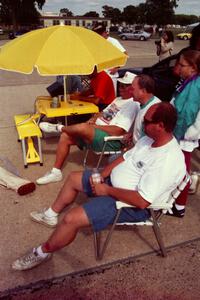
[0,25,127,101]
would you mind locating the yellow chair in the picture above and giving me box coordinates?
[14,114,43,168]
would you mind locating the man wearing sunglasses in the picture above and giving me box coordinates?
[12,102,186,271]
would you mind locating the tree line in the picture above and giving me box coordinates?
[57,2,200,26]
[0,0,199,30]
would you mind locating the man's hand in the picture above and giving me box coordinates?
[91,182,109,196]
[122,132,133,149]
[86,118,95,125]
[89,175,108,196]
[87,112,102,125]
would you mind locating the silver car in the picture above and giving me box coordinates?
[119,30,151,41]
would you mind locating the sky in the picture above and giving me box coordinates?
[42,0,200,16]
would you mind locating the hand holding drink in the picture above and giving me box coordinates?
[90,168,109,196]
[91,168,102,184]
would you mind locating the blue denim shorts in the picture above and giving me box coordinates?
[82,170,150,232]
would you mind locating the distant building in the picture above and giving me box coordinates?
[40,13,111,30]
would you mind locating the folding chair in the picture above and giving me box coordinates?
[83,135,124,169]
[93,173,190,260]
[80,75,91,90]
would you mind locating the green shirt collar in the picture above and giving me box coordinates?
[140,96,155,109]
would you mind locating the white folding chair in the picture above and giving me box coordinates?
[83,135,124,169]
[93,173,190,260]
[80,75,91,90]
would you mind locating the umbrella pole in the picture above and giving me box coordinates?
[64,75,67,102]
[63,75,68,125]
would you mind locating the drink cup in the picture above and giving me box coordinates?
[92,169,101,184]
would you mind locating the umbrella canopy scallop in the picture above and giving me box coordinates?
[0,25,127,76]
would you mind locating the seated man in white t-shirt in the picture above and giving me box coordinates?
[12,102,186,271]
[36,72,139,185]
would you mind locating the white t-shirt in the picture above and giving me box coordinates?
[110,136,186,205]
[95,97,140,132]
[107,36,126,53]
[133,96,161,143]
[182,109,200,151]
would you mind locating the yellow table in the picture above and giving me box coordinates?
[35,96,99,118]
[14,97,99,167]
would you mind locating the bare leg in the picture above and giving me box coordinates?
[42,206,90,253]
[54,123,95,169]
[62,123,95,144]
[54,132,75,169]
[51,171,84,213]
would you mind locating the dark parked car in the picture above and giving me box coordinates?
[118,54,180,102]
[8,29,28,39]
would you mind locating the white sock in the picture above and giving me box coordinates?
[45,207,58,218]
[57,124,64,132]
[36,245,49,258]
[175,204,185,210]
[52,167,62,174]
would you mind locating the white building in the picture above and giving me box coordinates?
[40,14,111,30]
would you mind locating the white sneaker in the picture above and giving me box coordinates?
[36,168,63,185]
[12,248,52,271]
[30,209,58,228]
[39,122,63,133]
[188,173,199,194]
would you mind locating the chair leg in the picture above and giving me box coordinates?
[37,136,43,165]
[83,148,90,169]
[94,208,122,260]
[150,208,167,257]
[96,142,107,169]
[21,139,27,168]
[93,231,101,260]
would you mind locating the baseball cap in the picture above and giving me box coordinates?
[117,72,137,84]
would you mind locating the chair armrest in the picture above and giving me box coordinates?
[116,201,135,209]
[104,135,124,142]
[116,201,172,210]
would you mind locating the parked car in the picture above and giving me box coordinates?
[0,28,3,35]
[118,54,180,102]
[8,29,28,39]
[119,30,151,41]
[176,32,192,40]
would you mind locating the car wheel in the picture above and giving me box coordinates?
[121,35,127,40]
[140,36,145,41]
[183,35,188,40]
